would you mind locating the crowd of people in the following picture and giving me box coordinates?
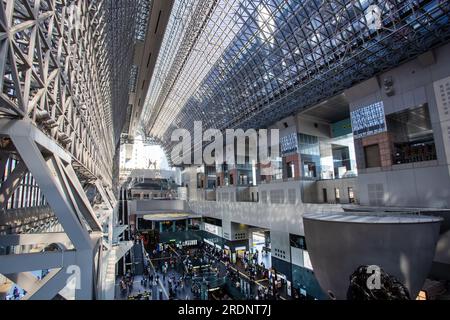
[240,250,269,281]
[201,243,287,300]
[119,270,135,298]
[118,234,289,301]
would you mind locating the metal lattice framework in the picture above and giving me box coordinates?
[141,0,450,163]
[135,0,152,42]
[0,0,141,300]
[0,0,139,186]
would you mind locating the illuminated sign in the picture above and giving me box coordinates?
[204,223,220,236]
[351,101,386,138]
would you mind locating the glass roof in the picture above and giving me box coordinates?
[104,0,142,144]
[140,0,450,161]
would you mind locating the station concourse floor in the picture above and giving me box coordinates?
[114,272,194,300]
[114,245,289,300]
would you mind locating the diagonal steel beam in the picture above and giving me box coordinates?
[61,161,103,232]
[0,251,77,275]
[95,180,113,211]
[0,119,71,164]
[22,268,69,300]
[2,269,68,301]
[3,272,40,293]
[10,133,92,250]
[106,187,117,207]
[0,159,27,210]
[0,233,70,247]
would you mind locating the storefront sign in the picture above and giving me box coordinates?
[183,240,197,246]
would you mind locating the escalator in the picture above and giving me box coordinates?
[131,242,145,275]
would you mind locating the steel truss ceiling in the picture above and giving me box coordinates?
[141,0,450,163]
[0,0,140,185]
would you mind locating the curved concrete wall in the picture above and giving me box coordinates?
[129,199,190,214]
[303,214,441,299]
[189,201,343,235]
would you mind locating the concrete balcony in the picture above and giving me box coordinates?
[216,185,253,202]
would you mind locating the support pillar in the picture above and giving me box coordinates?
[75,249,95,300]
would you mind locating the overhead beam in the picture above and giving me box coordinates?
[0,233,70,247]
[0,119,71,164]
[0,251,77,275]
[0,205,53,227]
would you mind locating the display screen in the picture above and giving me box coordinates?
[280,132,298,156]
[351,101,386,138]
